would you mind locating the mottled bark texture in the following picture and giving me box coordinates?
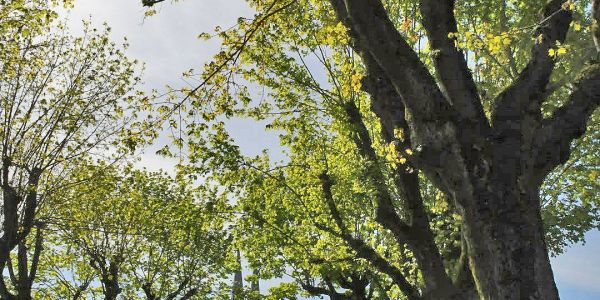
[326,0,600,299]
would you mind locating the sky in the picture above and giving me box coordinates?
[62,0,600,298]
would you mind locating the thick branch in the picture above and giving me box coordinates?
[593,0,600,52]
[419,0,489,131]
[1,160,21,265]
[346,89,458,297]
[17,241,30,297]
[329,0,452,122]
[0,275,15,300]
[532,64,600,181]
[338,273,369,298]
[301,282,350,300]
[20,168,42,243]
[28,225,44,284]
[179,288,198,300]
[141,0,165,7]
[141,283,157,300]
[359,53,457,195]
[492,0,572,128]
[165,278,191,300]
[359,55,407,143]
[72,281,91,300]
[343,101,411,239]
[330,2,480,214]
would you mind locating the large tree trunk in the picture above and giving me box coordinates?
[232,249,243,300]
[131,0,600,297]
[325,0,600,298]
[462,184,558,299]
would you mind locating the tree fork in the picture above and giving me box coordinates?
[327,0,600,299]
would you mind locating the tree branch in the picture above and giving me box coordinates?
[318,171,421,300]
[593,0,600,53]
[419,0,489,132]
[344,94,457,298]
[179,287,198,300]
[329,0,452,121]
[492,0,572,129]
[28,225,44,284]
[342,100,411,239]
[165,278,191,300]
[20,168,42,244]
[141,283,157,300]
[532,64,600,181]
[301,281,350,300]
[0,275,15,300]
[141,0,166,7]
[329,2,484,216]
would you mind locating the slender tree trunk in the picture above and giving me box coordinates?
[142,283,158,300]
[232,249,243,300]
[101,262,122,300]
[250,268,260,294]
[16,242,33,300]
[102,279,121,300]
[72,282,90,300]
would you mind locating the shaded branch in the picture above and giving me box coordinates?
[344,98,458,297]
[532,64,600,181]
[28,225,45,285]
[318,171,421,300]
[0,275,15,300]
[329,0,452,121]
[593,0,600,53]
[141,283,157,300]
[142,0,166,7]
[179,288,198,300]
[342,101,411,239]
[419,0,489,133]
[329,2,483,217]
[72,280,92,300]
[165,278,192,300]
[492,0,572,129]
[301,281,350,300]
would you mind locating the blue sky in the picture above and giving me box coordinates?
[552,230,600,299]
[64,1,599,298]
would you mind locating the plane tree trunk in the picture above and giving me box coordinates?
[325,0,600,299]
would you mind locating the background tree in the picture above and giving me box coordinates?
[0,1,156,297]
[35,239,99,300]
[32,163,229,300]
[143,0,600,299]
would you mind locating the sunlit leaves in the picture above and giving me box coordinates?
[0,2,164,298]
[147,0,600,296]
[36,163,229,299]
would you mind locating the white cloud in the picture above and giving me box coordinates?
[61,0,273,172]
[64,0,254,91]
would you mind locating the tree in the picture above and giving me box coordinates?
[0,2,153,298]
[33,163,229,300]
[144,0,600,299]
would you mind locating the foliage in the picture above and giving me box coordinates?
[0,1,157,299]
[33,163,229,300]
[146,0,600,298]
[1,0,598,299]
